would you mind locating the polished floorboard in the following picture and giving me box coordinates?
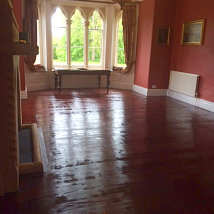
[1,89,214,213]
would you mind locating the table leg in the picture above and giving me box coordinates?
[59,75,62,91]
[98,75,101,88]
[107,73,110,93]
[54,73,58,90]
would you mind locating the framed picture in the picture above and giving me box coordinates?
[157,28,170,45]
[181,19,206,45]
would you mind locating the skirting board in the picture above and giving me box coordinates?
[21,90,28,99]
[27,83,49,92]
[133,85,214,113]
[108,81,133,90]
[132,85,148,96]
[132,85,167,96]
[168,90,214,113]
[147,89,168,96]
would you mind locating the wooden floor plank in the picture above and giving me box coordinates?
[1,89,214,213]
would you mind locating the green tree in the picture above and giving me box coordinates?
[53,35,66,62]
[89,11,103,64]
[117,18,125,66]
[71,10,84,63]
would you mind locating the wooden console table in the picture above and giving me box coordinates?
[53,68,112,93]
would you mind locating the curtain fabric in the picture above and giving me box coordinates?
[113,4,137,74]
[23,0,38,72]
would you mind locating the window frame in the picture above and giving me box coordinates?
[51,7,105,69]
[88,10,104,68]
[51,6,68,67]
[70,9,85,67]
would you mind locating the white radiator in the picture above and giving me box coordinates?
[169,71,200,97]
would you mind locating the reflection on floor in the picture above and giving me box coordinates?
[1,89,214,213]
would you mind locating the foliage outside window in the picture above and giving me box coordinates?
[88,11,103,65]
[52,8,67,66]
[71,10,84,65]
[116,17,125,67]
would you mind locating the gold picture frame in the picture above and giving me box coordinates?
[181,19,206,45]
[157,28,170,45]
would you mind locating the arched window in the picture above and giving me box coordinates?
[116,16,125,67]
[88,11,103,65]
[52,8,67,66]
[71,10,85,66]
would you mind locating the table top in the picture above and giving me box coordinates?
[53,68,112,75]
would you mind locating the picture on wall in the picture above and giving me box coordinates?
[181,19,205,45]
[157,28,170,45]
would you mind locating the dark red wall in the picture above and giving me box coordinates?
[149,0,176,89]
[135,0,214,103]
[134,0,155,88]
[170,0,214,102]
[135,0,176,89]
[12,0,25,91]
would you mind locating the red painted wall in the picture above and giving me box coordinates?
[171,0,214,102]
[12,0,25,91]
[134,0,155,88]
[135,0,214,102]
[149,0,176,89]
[135,0,176,89]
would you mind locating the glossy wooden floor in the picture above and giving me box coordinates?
[1,89,214,213]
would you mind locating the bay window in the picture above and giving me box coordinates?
[51,8,104,68]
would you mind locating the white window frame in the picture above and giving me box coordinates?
[51,6,68,68]
[51,6,105,69]
[87,9,104,69]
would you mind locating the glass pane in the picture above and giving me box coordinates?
[71,10,84,65]
[71,47,84,64]
[88,11,103,65]
[88,48,101,64]
[35,19,40,65]
[88,30,102,64]
[117,17,125,66]
[117,49,125,66]
[118,18,123,31]
[52,8,67,65]
[52,8,66,27]
[89,30,102,48]
[89,11,103,29]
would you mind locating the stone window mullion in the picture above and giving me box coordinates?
[67,19,71,67]
[84,20,90,68]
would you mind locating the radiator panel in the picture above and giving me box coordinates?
[169,71,199,97]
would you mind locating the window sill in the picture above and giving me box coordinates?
[53,64,104,70]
